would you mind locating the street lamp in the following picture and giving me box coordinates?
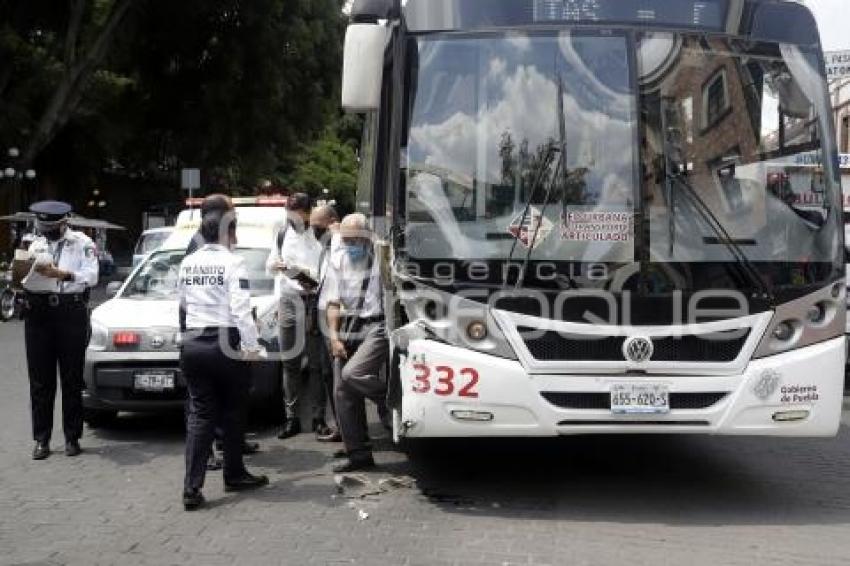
[7,147,19,158]
[24,169,35,180]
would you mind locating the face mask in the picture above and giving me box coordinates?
[42,228,62,241]
[312,226,328,241]
[345,243,367,262]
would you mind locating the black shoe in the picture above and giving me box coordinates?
[183,489,205,511]
[316,427,341,442]
[32,441,50,460]
[312,418,328,432]
[332,448,347,459]
[242,440,260,454]
[276,420,301,439]
[206,453,223,471]
[65,440,82,457]
[224,472,270,492]
[332,454,376,473]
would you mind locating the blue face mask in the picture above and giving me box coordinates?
[345,243,367,262]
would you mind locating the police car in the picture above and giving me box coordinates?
[83,198,288,424]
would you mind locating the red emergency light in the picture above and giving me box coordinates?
[184,194,289,207]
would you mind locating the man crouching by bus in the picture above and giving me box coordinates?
[323,213,387,473]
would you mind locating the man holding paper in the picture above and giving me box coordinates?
[266,194,336,439]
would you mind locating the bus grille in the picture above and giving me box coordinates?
[518,328,750,363]
[541,392,728,410]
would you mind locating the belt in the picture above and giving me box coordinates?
[25,291,89,307]
[357,315,384,324]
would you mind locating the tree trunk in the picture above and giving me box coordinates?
[20,0,135,169]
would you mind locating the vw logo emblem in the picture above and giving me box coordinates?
[150,335,165,349]
[623,336,654,363]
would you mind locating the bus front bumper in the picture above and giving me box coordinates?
[399,337,845,438]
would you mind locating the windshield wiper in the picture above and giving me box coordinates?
[501,141,559,289]
[515,150,565,290]
[668,171,773,301]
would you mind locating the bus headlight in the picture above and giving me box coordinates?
[466,320,488,341]
[754,284,844,358]
[772,320,796,342]
[399,283,517,360]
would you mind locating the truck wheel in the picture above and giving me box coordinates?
[84,408,118,428]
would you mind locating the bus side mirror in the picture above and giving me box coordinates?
[342,24,389,112]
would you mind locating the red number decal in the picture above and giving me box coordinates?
[434,366,454,396]
[458,368,479,398]
[412,363,430,393]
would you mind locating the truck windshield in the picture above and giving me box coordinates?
[402,31,840,293]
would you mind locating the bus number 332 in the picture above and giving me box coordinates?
[411,364,480,398]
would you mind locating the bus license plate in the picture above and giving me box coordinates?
[610,383,669,414]
[134,372,175,392]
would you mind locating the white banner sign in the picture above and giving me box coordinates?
[824,50,850,81]
[181,168,201,190]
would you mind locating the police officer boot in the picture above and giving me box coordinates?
[182,489,205,511]
[276,419,301,439]
[32,441,50,460]
[65,440,82,457]
[332,452,376,473]
[224,472,269,492]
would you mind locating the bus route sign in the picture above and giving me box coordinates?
[825,50,850,81]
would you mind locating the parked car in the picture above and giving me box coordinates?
[132,227,175,268]
[83,203,286,425]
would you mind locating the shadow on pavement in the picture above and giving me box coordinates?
[401,427,850,527]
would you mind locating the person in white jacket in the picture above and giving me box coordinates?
[266,194,338,439]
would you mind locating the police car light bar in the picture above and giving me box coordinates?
[184,195,289,207]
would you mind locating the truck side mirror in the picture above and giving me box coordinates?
[342,24,389,112]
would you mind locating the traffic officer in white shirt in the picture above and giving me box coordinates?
[267,194,337,439]
[322,213,388,472]
[18,201,98,460]
[178,205,268,511]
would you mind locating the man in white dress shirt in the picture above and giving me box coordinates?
[267,194,337,439]
[322,213,388,472]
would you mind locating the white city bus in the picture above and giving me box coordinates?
[342,0,846,439]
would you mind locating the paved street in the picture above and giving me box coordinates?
[1,320,850,566]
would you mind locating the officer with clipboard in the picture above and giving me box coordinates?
[15,201,98,460]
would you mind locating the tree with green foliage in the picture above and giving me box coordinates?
[285,122,359,213]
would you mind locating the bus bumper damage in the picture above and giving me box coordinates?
[397,337,845,438]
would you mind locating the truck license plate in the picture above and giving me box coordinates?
[133,372,175,392]
[610,383,669,414]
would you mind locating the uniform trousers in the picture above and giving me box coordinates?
[181,328,249,491]
[24,296,89,444]
[279,293,331,424]
[335,321,388,457]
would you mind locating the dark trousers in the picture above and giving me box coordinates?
[280,294,331,423]
[181,329,249,491]
[24,301,88,444]
[335,322,389,458]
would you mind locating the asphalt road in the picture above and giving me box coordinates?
[1,319,850,565]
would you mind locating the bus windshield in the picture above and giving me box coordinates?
[402,31,841,293]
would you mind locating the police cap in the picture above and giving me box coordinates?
[30,200,72,230]
[30,200,72,222]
